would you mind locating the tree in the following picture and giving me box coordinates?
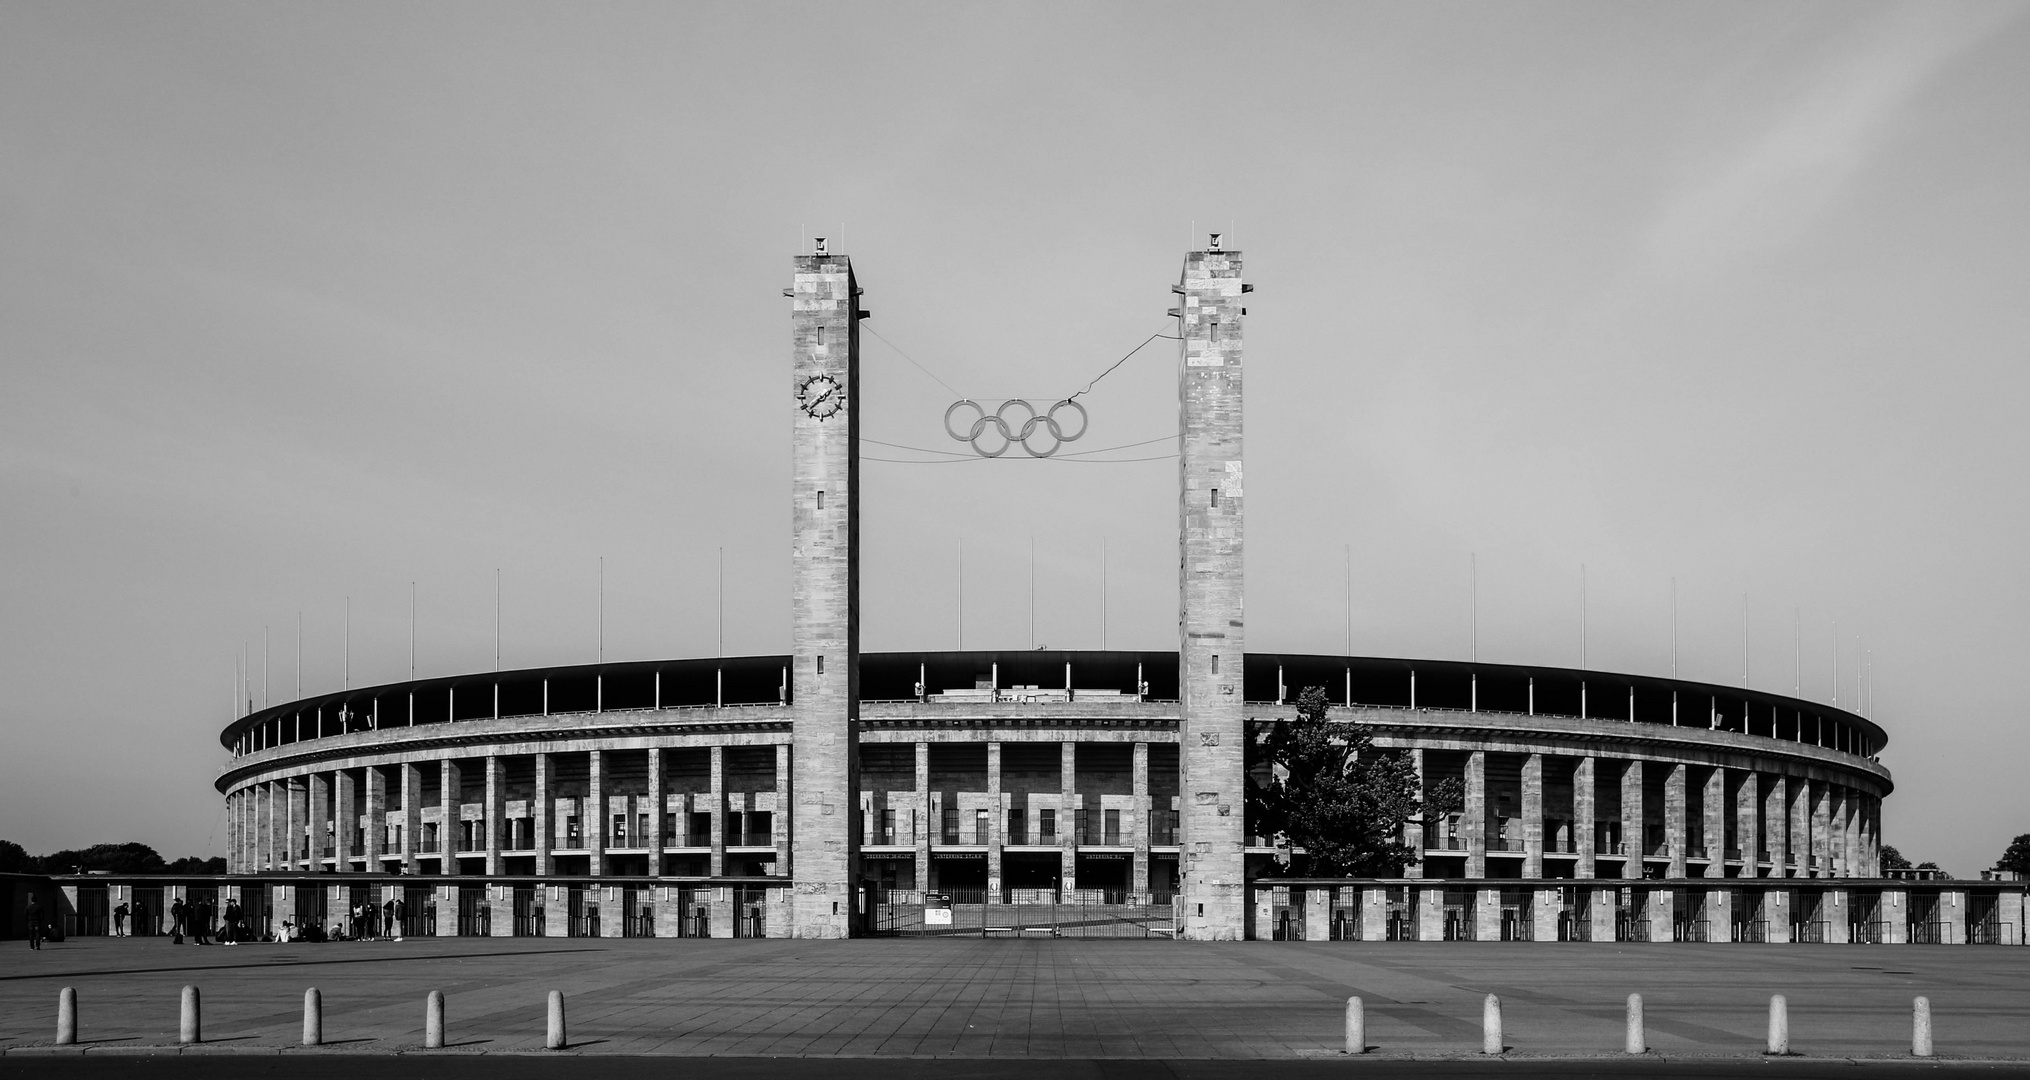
[165,856,228,875]
[38,843,168,875]
[1249,686,1422,876]
[1879,845,1911,871]
[1996,834,2030,876]
[0,840,34,874]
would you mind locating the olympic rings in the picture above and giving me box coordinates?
[944,398,1089,458]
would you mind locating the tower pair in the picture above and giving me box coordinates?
[786,239,1247,940]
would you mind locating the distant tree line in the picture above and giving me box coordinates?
[0,840,225,876]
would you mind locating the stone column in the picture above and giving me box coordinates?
[1418,884,1444,941]
[986,742,1003,897]
[646,748,665,877]
[284,778,303,869]
[309,772,330,869]
[365,766,387,866]
[485,756,504,876]
[1880,888,1908,944]
[1664,764,1687,878]
[1765,775,1788,875]
[776,743,793,877]
[335,769,356,868]
[1702,769,1725,878]
[1735,772,1759,877]
[1842,789,1860,878]
[440,758,461,875]
[1620,760,1644,879]
[1707,886,1732,942]
[401,763,422,873]
[1175,241,1248,941]
[1132,742,1151,899]
[786,247,862,939]
[269,781,283,870]
[1939,889,1967,945]
[1824,888,1850,943]
[1305,886,1331,942]
[1475,886,1500,941]
[1573,756,1597,879]
[534,752,552,876]
[1361,887,1386,940]
[248,786,263,871]
[1404,749,1426,878]
[1589,886,1616,941]
[588,749,606,876]
[1532,886,1559,942]
[1464,751,1487,877]
[1807,780,1828,879]
[1060,741,1077,891]
[1521,753,1544,879]
[908,741,931,889]
[708,745,726,877]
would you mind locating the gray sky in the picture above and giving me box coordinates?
[3,1,2026,873]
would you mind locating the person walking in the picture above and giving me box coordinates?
[392,897,406,942]
[24,895,44,950]
[113,901,129,937]
[222,898,242,945]
[169,897,187,944]
[192,898,213,946]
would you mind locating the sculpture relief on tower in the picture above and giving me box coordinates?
[788,243,861,938]
[1176,237,1247,941]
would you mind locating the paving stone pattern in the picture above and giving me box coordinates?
[2,938,2027,1059]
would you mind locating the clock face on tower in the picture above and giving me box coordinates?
[797,373,843,419]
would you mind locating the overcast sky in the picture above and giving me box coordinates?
[3,1,2026,873]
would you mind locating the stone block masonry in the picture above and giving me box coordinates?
[1176,242,1247,940]
[788,249,860,938]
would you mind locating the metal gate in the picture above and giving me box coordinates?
[457,886,490,937]
[513,887,543,936]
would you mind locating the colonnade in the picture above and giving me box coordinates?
[226,744,792,878]
[1397,748,1883,880]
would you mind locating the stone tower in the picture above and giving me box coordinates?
[788,243,861,937]
[1176,238,1247,941]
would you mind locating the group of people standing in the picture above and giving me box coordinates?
[21,892,415,948]
[346,897,407,941]
[163,895,247,944]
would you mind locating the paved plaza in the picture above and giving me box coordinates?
[2,937,2027,1064]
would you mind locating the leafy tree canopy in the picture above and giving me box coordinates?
[1248,686,1421,877]
[1879,845,1911,871]
[1998,834,2030,876]
[0,841,224,875]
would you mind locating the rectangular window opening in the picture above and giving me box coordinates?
[1211,488,1221,508]
[816,490,824,510]
[817,655,824,675]
[1211,655,1220,675]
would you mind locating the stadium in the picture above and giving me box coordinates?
[19,241,2026,946]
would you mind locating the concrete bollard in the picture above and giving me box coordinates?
[1482,993,1502,1055]
[546,990,567,1050]
[424,990,445,1049]
[303,988,322,1047]
[1912,996,1932,1058]
[179,985,201,1045]
[1766,994,1789,1056]
[1343,996,1364,1055]
[56,987,76,1046]
[1625,993,1645,1054]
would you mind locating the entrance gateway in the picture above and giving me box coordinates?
[787,238,1249,939]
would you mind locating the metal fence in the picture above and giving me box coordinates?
[1970,921,2017,945]
[873,899,1175,938]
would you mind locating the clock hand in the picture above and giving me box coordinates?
[811,386,838,407]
